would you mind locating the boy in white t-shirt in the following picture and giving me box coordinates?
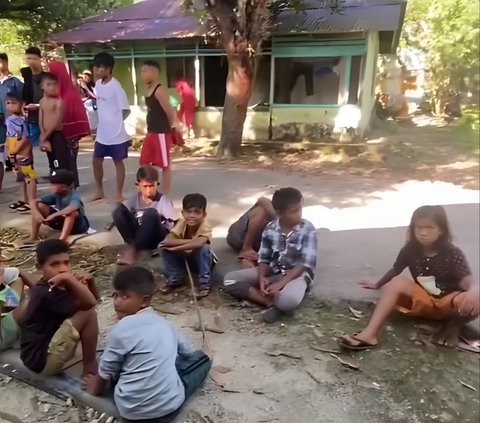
[91,52,130,203]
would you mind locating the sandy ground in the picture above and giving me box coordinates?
[0,119,479,423]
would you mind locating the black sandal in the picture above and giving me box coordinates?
[9,201,26,210]
[16,204,31,213]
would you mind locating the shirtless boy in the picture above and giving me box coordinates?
[39,72,71,176]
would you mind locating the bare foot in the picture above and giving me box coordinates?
[88,192,105,203]
[432,320,461,346]
[344,331,378,347]
[116,247,137,265]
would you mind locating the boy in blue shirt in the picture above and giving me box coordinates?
[83,266,211,423]
[27,169,90,243]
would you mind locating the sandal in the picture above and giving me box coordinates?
[196,286,212,299]
[16,204,31,213]
[338,334,378,351]
[160,283,182,295]
[9,201,26,210]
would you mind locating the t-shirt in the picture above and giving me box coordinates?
[170,218,212,242]
[41,191,86,216]
[393,243,471,293]
[5,114,31,161]
[95,78,130,145]
[28,73,43,123]
[124,191,176,228]
[99,307,194,420]
[20,280,78,373]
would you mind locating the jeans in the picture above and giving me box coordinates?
[162,244,212,286]
[113,204,168,250]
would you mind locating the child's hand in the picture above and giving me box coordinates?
[456,291,480,317]
[358,280,379,290]
[40,141,51,153]
[81,374,97,394]
[48,272,76,289]
[265,281,285,295]
[43,213,58,223]
[259,276,270,295]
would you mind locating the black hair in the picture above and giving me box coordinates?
[93,52,115,70]
[36,239,70,265]
[113,266,155,296]
[136,165,159,183]
[142,60,160,70]
[42,72,58,83]
[25,46,41,57]
[0,53,8,62]
[6,91,23,102]
[272,187,303,213]
[407,205,452,249]
[182,193,207,211]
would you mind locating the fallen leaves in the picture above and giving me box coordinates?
[458,379,477,392]
[209,368,241,393]
[330,354,360,371]
[266,350,302,360]
[310,344,342,354]
[348,306,364,319]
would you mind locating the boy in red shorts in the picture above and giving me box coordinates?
[139,61,182,196]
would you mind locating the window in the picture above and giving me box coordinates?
[166,57,195,88]
[274,57,350,105]
[203,56,228,107]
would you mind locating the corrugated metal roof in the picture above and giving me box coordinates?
[49,0,405,45]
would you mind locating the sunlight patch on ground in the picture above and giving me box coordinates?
[436,160,479,170]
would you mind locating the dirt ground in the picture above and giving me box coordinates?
[0,235,479,423]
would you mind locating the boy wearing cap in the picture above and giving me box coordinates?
[27,169,90,243]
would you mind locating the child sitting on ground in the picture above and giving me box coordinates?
[0,266,36,351]
[82,266,211,423]
[224,188,318,323]
[20,239,98,376]
[5,92,37,213]
[113,165,176,265]
[340,205,479,350]
[227,196,276,266]
[161,193,213,298]
[27,169,91,244]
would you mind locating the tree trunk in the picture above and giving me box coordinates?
[217,54,257,158]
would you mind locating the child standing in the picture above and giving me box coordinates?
[161,193,213,298]
[20,240,98,376]
[139,61,181,197]
[82,266,211,423]
[113,165,176,265]
[340,205,479,350]
[224,188,318,323]
[28,169,91,243]
[91,52,131,202]
[5,92,37,213]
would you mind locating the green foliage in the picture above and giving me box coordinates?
[454,107,480,152]
[0,0,133,44]
[401,0,480,96]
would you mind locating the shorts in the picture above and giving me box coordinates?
[140,132,172,169]
[0,312,20,352]
[396,282,462,320]
[41,319,80,377]
[46,206,91,234]
[94,141,129,160]
[16,164,37,181]
[0,144,5,165]
[226,207,267,252]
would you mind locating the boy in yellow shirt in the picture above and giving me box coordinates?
[160,194,213,298]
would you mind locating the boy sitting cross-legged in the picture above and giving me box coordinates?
[20,239,98,377]
[27,169,91,244]
[160,193,214,298]
[82,266,211,423]
[224,188,318,323]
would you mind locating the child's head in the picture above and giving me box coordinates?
[0,53,8,73]
[409,205,451,249]
[41,72,59,97]
[36,239,71,281]
[112,266,155,319]
[181,193,207,227]
[136,166,159,199]
[93,52,114,80]
[5,93,23,115]
[49,170,74,196]
[272,187,303,227]
[140,60,160,84]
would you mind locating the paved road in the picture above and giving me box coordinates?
[1,148,479,310]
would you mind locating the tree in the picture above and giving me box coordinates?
[183,0,342,157]
[401,0,479,107]
[0,0,132,43]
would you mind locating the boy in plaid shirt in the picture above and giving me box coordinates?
[224,188,318,323]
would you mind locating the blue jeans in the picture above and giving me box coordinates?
[162,245,212,286]
[28,122,40,147]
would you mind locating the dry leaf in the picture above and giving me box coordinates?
[209,368,241,393]
[266,350,302,360]
[310,344,341,354]
[212,365,231,374]
[330,354,360,371]
[458,379,477,392]
[348,306,364,319]
[312,328,325,339]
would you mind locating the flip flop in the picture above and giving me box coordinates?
[16,204,31,213]
[456,337,480,354]
[9,201,26,210]
[196,286,212,299]
[338,334,378,351]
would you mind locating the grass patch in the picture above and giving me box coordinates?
[454,107,480,152]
